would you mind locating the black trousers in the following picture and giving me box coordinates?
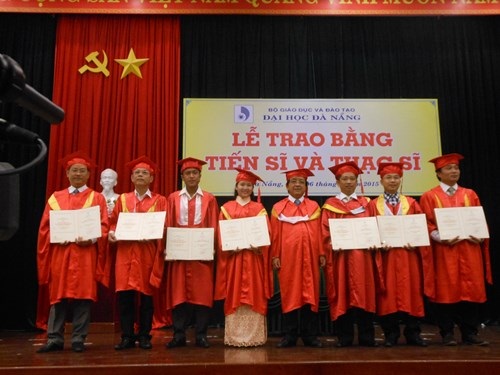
[171,302,210,341]
[118,290,154,339]
[379,312,422,342]
[432,301,482,340]
[335,307,375,345]
[281,304,319,342]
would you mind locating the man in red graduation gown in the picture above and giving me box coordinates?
[367,162,427,347]
[320,161,378,347]
[36,151,108,353]
[270,168,325,348]
[420,153,492,346]
[108,156,166,350]
[165,157,219,349]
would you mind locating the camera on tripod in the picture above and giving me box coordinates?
[0,53,65,240]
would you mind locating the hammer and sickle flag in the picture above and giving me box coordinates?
[78,50,110,77]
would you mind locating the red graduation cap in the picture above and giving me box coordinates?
[282,168,315,180]
[428,153,464,171]
[377,162,404,177]
[235,168,264,202]
[328,161,363,179]
[59,150,95,170]
[235,168,264,185]
[126,155,158,175]
[177,157,207,173]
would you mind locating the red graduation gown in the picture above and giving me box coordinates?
[165,190,219,309]
[270,197,323,314]
[109,192,166,296]
[37,188,109,305]
[419,185,492,303]
[367,195,425,317]
[215,200,273,316]
[320,196,377,320]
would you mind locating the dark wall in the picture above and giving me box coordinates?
[0,14,57,330]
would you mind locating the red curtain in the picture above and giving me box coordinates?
[36,14,180,329]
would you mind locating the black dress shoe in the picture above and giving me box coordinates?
[359,340,379,347]
[384,340,395,347]
[463,336,489,346]
[406,337,428,347]
[166,338,186,349]
[114,337,136,350]
[36,342,64,353]
[195,337,210,348]
[303,338,323,348]
[442,334,457,346]
[138,337,153,349]
[383,333,399,347]
[336,340,353,348]
[276,338,297,348]
[72,342,85,353]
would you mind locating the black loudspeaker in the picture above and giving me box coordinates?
[0,162,19,241]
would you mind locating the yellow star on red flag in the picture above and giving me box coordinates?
[114,48,149,79]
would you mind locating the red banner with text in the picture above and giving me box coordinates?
[1,0,499,16]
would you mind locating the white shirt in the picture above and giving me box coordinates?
[287,195,304,205]
[279,195,308,224]
[336,192,358,202]
[135,189,152,201]
[68,185,88,194]
[178,186,204,225]
[439,182,458,194]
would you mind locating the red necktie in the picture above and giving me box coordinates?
[188,197,196,226]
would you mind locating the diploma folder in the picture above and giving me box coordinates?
[219,215,270,251]
[165,227,215,260]
[434,206,489,240]
[115,211,166,241]
[49,205,102,243]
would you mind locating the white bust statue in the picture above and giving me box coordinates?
[100,168,119,216]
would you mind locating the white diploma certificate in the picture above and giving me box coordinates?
[376,214,430,248]
[328,217,381,250]
[115,211,166,240]
[434,206,489,240]
[219,215,270,251]
[165,227,214,260]
[49,205,102,243]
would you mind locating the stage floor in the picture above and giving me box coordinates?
[1,324,499,375]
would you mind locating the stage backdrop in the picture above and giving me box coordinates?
[46,15,180,197]
[183,98,441,196]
